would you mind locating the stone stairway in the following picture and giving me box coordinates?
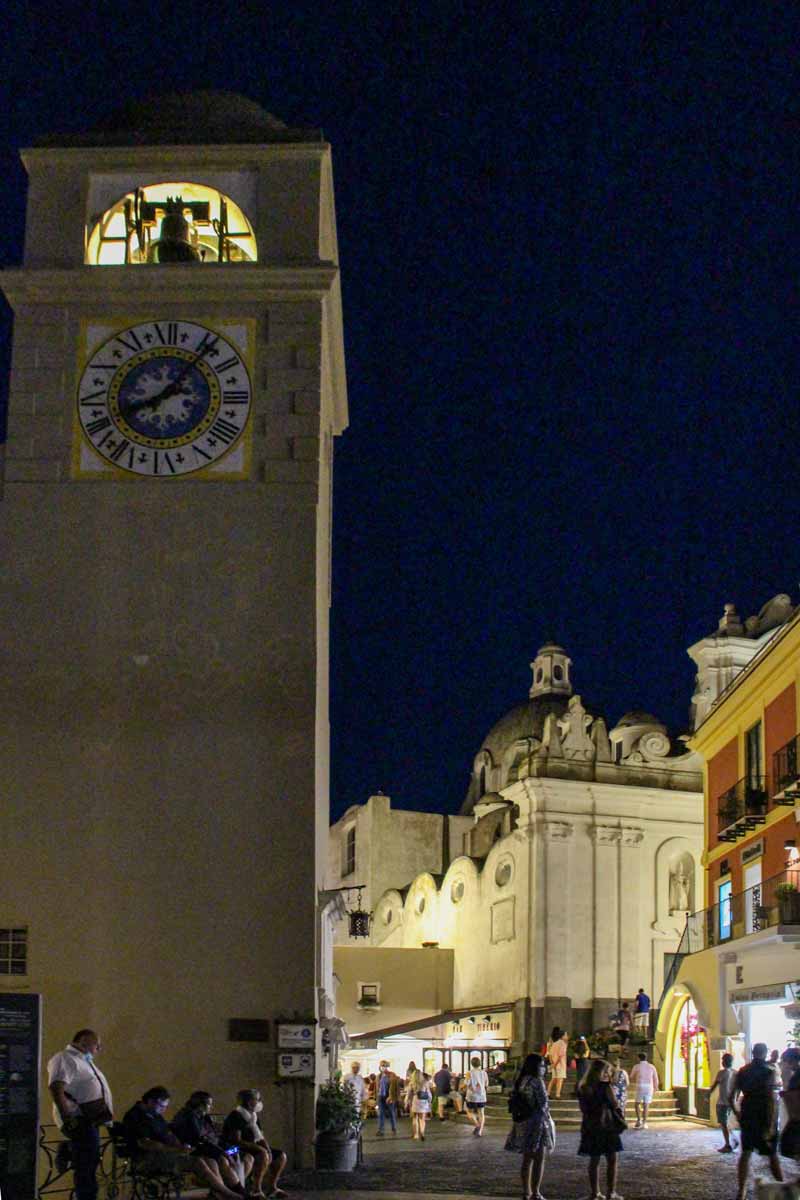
[485,1089,682,1128]
[485,1050,683,1129]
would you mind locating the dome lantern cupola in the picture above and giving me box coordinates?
[529,641,573,699]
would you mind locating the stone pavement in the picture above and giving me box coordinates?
[285,1114,800,1199]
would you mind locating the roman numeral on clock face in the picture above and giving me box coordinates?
[214,356,239,373]
[86,415,112,437]
[208,417,240,445]
[223,391,249,402]
[115,330,142,354]
[153,322,179,346]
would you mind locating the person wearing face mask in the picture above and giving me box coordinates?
[222,1088,288,1199]
[47,1029,113,1200]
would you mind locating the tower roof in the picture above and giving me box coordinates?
[35,91,323,148]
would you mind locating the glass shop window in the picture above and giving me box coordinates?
[86,182,257,265]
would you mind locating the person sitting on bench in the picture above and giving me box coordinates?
[222,1089,287,1199]
[122,1086,242,1199]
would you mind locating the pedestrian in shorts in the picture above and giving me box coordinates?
[709,1052,738,1152]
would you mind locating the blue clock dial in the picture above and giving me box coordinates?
[77,320,252,477]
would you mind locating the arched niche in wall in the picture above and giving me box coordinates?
[653,836,697,935]
[403,872,440,947]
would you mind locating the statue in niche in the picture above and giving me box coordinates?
[669,858,693,913]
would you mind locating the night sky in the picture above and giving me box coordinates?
[2,5,799,821]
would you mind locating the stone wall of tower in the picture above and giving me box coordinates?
[0,133,346,1168]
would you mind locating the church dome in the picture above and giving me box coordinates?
[480,696,571,762]
[615,710,666,729]
[36,91,322,147]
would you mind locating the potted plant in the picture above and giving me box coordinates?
[314,1079,362,1171]
[775,882,800,925]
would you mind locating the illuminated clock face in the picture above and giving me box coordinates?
[76,320,252,476]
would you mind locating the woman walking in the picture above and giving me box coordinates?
[574,1036,590,1095]
[505,1053,555,1200]
[547,1030,568,1099]
[408,1068,432,1140]
[608,1056,629,1116]
[465,1056,490,1137]
[577,1059,626,1200]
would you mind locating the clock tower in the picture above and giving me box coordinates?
[0,92,347,1163]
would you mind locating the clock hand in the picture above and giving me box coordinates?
[120,337,218,415]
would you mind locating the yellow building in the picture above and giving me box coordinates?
[656,597,800,1116]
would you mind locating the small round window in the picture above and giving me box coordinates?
[553,665,563,681]
[416,895,426,915]
[383,907,393,926]
[495,860,513,888]
[536,668,544,682]
[451,879,465,904]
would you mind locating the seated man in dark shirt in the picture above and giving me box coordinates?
[222,1088,287,1199]
[122,1086,242,1199]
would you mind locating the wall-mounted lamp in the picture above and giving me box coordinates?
[785,839,796,850]
[467,1016,476,1024]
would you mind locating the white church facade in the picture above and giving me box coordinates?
[328,641,704,1073]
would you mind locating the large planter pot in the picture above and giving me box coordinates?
[778,892,800,924]
[314,1131,359,1171]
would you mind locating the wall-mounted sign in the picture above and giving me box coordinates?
[0,993,41,1200]
[277,1052,315,1078]
[742,840,764,865]
[277,1023,315,1049]
[730,984,789,1004]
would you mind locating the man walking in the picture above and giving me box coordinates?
[732,1042,784,1200]
[433,1062,461,1120]
[629,1053,659,1128]
[709,1052,738,1152]
[633,987,651,1036]
[48,1029,113,1200]
[376,1061,399,1135]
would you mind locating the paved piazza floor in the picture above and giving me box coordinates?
[287,1114,800,1199]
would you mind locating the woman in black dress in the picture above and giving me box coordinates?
[505,1054,554,1200]
[577,1059,626,1200]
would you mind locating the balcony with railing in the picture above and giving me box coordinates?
[717,775,768,842]
[658,865,800,1008]
[773,733,800,800]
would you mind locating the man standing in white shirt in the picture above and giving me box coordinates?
[47,1029,113,1200]
[344,1061,368,1117]
[629,1053,659,1129]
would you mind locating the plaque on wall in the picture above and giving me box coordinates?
[491,897,515,944]
[277,1023,315,1049]
[0,993,41,1200]
[276,1052,315,1079]
[228,1019,270,1043]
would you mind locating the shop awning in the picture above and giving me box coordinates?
[348,1002,515,1044]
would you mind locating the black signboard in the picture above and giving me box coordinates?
[0,993,41,1200]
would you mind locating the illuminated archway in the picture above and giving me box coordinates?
[86,182,257,265]
[666,992,710,1093]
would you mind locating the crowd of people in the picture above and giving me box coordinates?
[504,1039,800,1200]
[46,1028,286,1200]
[343,1056,490,1140]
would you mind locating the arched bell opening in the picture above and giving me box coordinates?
[86,181,257,265]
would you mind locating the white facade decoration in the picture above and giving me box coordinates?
[329,642,705,1050]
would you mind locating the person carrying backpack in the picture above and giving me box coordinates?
[505,1054,555,1200]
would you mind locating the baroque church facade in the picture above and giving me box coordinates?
[329,641,704,1060]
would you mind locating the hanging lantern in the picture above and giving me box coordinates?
[347,886,372,939]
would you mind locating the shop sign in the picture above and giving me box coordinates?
[729,984,790,1004]
[742,840,764,865]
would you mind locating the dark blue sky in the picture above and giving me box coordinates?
[2,5,799,820]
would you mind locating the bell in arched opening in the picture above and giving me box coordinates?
[147,197,201,263]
